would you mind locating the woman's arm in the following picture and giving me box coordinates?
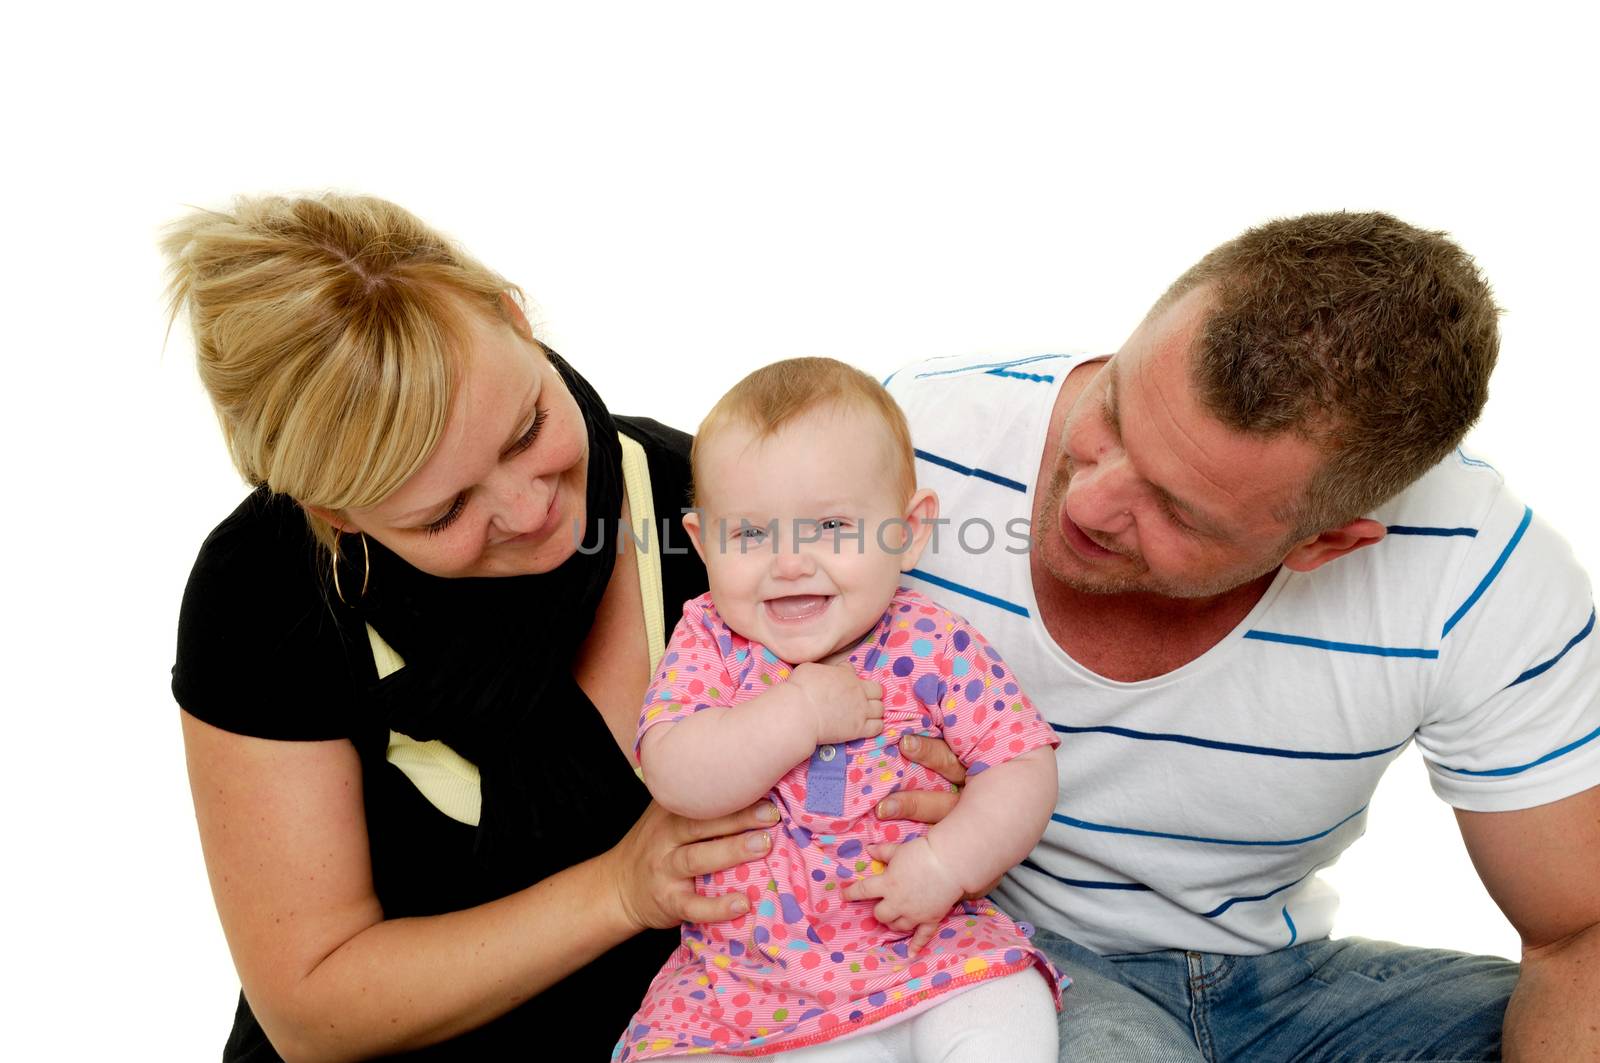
[183,712,771,1063]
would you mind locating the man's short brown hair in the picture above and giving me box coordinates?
[1157,211,1500,535]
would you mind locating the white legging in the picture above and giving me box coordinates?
[689,968,1058,1063]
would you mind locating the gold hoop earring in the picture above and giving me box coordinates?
[332,529,370,606]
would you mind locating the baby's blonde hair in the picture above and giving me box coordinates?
[162,193,522,553]
[691,357,916,506]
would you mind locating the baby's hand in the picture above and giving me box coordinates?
[848,838,963,952]
[789,663,884,745]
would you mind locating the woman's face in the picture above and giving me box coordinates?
[336,310,591,579]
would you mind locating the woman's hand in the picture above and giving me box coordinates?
[610,799,779,932]
[870,734,1002,901]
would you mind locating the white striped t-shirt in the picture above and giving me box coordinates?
[886,351,1600,956]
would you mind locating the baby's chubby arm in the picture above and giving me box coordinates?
[640,664,885,820]
[847,745,1057,948]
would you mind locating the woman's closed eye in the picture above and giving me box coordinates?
[424,407,548,537]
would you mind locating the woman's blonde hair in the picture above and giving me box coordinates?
[162,193,523,553]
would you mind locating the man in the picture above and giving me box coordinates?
[882,213,1600,1060]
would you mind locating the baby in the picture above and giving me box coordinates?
[616,358,1063,1062]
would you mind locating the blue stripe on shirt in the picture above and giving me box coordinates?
[1050,804,1366,848]
[1386,525,1479,537]
[1202,871,1313,918]
[1019,858,1153,892]
[913,353,1073,379]
[903,568,1031,617]
[1441,505,1532,638]
[912,448,1029,493]
[1051,723,1410,762]
[1242,630,1439,659]
[986,367,1055,383]
[1506,607,1596,689]
[1441,722,1600,778]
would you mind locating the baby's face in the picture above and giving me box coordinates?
[688,406,927,665]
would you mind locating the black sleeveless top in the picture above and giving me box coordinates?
[172,417,707,1061]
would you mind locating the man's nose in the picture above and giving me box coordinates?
[1064,453,1136,536]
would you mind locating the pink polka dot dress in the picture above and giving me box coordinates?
[616,589,1063,1060]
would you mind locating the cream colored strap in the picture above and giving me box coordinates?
[376,430,667,823]
[618,431,668,675]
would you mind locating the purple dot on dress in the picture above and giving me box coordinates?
[690,989,708,1000]
[863,647,882,671]
[892,656,915,678]
[914,618,936,632]
[952,630,971,652]
[836,864,853,880]
[753,926,770,944]
[811,868,825,881]
[807,925,824,945]
[780,893,805,923]
[729,939,744,956]
[1004,948,1023,965]
[967,761,990,775]
[849,1011,864,1023]
[831,951,845,963]
[1004,682,1018,696]
[912,673,942,705]
[788,825,813,848]
[634,1024,651,1039]
[944,714,958,727]
[984,645,1001,660]
[837,839,862,859]
[964,679,982,702]
[868,992,887,1006]
[939,928,957,938]
[931,971,951,986]
[992,664,1005,679]
[799,1007,825,1022]
[891,942,909,958]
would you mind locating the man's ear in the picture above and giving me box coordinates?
[1282,518,1386,573]
[680,508,710,566]
[303,503,358,534]
[897,489,941,573]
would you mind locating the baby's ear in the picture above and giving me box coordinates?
[681,508,709,565]
[898,489,941,572]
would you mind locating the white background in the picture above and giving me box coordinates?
[4,2,1596,1057]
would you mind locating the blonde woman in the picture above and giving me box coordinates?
[164,195,982,1061]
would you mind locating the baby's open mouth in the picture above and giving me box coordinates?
[764,594,832,622]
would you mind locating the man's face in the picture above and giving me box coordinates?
[1035,286,1326,599]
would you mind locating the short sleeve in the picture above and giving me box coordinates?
[1418,489,1600,811]
[634,595,739,759]
[916,607,1059,775]
[171,490,364,742]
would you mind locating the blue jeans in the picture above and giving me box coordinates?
[1034,929,1518,1062]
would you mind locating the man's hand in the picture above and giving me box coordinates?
[842,837,964,952]
[870,735,1002,900]
[789,663,884,745]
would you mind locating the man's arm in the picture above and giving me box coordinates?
[1454,784,1600,1061]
